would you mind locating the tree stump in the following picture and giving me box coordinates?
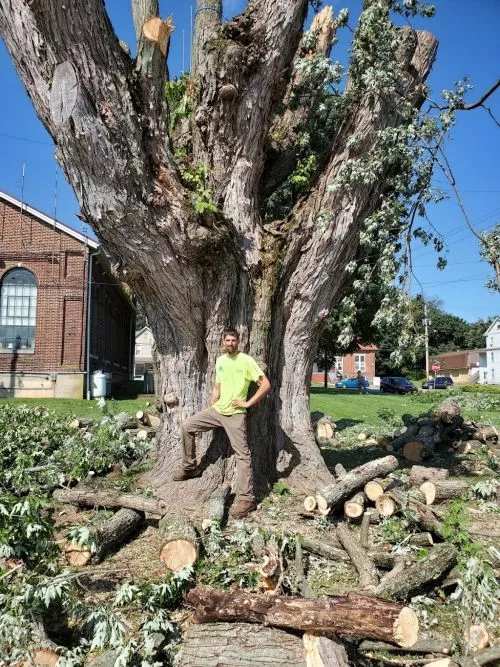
[158,511,199,571]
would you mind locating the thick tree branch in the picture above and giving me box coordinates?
[132,0,159,47]
[192,0,309,268]
[456,79,499,110]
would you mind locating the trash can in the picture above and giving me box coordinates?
[144,369,155,394]
[91,371,107,398]
[104,372,112,397]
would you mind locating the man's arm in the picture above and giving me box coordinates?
[211,383,221,405]
[232,375,271,409]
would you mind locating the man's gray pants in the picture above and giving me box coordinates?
[180,407,254,501]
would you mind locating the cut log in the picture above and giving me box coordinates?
[300,536,350,562]
[145,413,161,428]
[334,463,347,478]
[315,418,336,440]
[158,511,199,571]
[374,543,457,600]
[294,538,315,599]
[344,492,365,519]
[464,624,489,652]
[472,425,499,444]
[257,543,282,595]
[358,638,452,655]
[408,499,444,538]
[185,585,419,647]
[360,510,372,549]
[179,622,307,666]
[53,488,167,515]
[94,508,144,563]
[135,410,146,423]
[304,496,317,512]
[115,412,137,430]
[365,480,385,501]
[408,532,434,546]
[402,441,432,463]
[303,633,348,667]
[201,486,230,529]
[434,400,460,424]
[420,480,469,505]
[125,427,157,440]
[65,542,92,566]
[409,466,450,485]
[317,456,399,512]
[376,494,397,517]
[336,523,379,590]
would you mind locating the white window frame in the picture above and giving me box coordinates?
[354,354,366,372]
[0,268,37,352]
[334,355,343,373]
[135,345,142,356]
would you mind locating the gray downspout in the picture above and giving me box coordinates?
[86,250,97,400]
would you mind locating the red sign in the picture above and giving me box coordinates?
[431,362,441,372]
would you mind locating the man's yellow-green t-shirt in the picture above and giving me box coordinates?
[214,352,264,416]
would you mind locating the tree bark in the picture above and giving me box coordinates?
[419,480,469,505]
[317,456,399,511]
[336,523,379,590]
[179,622,307,667]
[358,638,452,655]
[53,488,167,516]
[94,508,144,563]
[0,0,437,508]
[374,543,457,600]
[185,585,419,647]
[409,466,450,485]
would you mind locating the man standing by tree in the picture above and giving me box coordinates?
[172,328,271,518]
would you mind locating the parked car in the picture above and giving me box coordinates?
[379,376,417,394]
[336,376,369,389]
[421,376,454,390]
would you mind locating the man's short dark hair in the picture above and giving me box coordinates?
[222,327,239,340]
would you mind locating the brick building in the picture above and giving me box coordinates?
[0,190,135,398]
[311,344,378,385]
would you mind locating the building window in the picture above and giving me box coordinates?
[492,352,495,363]
[0,268,37,351]
[354,354,366,372]
[491,337,494,347]
[135,346,142,356]
[334,355,343,373]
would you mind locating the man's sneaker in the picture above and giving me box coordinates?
[172,467,202,481]
[229,499,257,519]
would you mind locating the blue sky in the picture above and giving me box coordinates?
[0,0,498,322]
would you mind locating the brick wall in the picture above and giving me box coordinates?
[0,197,135,393]
[0,198,88,374]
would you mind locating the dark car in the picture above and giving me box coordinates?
[379,376,417,394]
[421,376,454,390]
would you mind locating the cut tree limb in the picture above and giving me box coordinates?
[402,440,433,463]
[300,536,350,563]
[185,585,419,647]
[419,480,469,505]
[344,492,365,519]
[303,633,348,667]
[408,499,444,538]
[374,543,457,600]
[158,510,199,571]
[201,485,230,529]
[409,466,450,485]
[365,480,385,501]
[358,637,452,655]
[434,400,461,424]
[317,456,399,512]
[53,488,167,516]
[94,508,144,563]
[336,523,379,590]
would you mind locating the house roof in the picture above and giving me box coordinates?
[0,190,99,249]
[358,343,378,351]
[485,317,500,336]
[431,348,487,369]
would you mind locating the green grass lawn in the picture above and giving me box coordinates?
[0,397,153,419]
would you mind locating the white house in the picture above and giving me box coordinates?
[484,317,500,385]
[134,326,154,380]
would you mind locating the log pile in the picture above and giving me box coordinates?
[385,399,498,463]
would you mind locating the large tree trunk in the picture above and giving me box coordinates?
[0,0,437,509]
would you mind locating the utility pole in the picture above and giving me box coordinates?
[423,303,430,380]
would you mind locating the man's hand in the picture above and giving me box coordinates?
[232,399,251,409]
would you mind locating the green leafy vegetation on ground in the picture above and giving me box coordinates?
[0,397,152,419]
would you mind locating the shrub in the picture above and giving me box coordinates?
[462,384,500,394]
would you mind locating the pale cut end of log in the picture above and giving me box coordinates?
[365,480,384,502]
[457,441,472,454]
[392,606,418,649]
[201,518,214,530]
[344,492,364,519]
[315,495,330,514]
[136,429,149,441]
[375,494,396,517]
[145,413,161,428]
[334,463,347,478]
[142,17,174,55]
[135,410,145,422]
[420,481,436,505]
[22,648,59,666]
[464,624,489,651]
[160,540,198,572]
[68,418,81,429]
[64,543,92,567]
[423,660,452,667]
[304,496,317,512]
[402,441,427,462]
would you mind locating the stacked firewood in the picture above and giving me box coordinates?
[384,399,498,463]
